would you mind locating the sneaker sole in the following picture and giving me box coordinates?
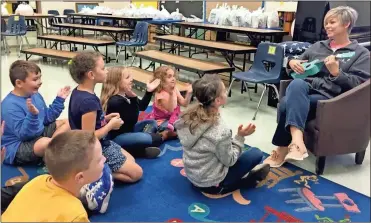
[284,152,309,162]
[144,147,161,159]
[247,163,271,182]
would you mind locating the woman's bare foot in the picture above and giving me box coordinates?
[285,126,309,161]
[263,146,289,168]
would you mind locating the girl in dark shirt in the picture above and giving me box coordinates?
[101,67,165,158]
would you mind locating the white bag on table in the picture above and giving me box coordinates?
[208,3,219,24]
[15,2,34,16]
[250,9,260,28]
[171,8,183,20]
[267,10,279,28]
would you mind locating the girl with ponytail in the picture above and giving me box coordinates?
[175,74,270,195]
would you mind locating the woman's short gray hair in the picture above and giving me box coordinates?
[324,6,358,33]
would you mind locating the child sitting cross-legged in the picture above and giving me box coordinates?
[68,51,143,183]
[100,66,163,158]
[144,66,193,139]
[175,74,270,195]
[1,60,70,166]
[2,130,109,222]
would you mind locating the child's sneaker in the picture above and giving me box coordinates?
[242,163,270,188]
[80,164,114,214]
[144,147,161,159]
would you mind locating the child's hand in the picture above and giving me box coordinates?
[1,148,5,164]
[26,98,39,115]
[57,86,71,99]
[167,123,174,132]
[186,84,193,93]
[237,123,256,137]
[1,120,4,137]
[1,121,4,164]
[147,79,161,93]
[105,113,120,121]
[109,117,124,130]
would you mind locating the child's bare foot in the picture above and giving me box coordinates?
[284,142,309,162]
[263,146,289,168]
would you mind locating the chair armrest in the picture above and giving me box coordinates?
[279,80,292,100]
[315,80,370,132]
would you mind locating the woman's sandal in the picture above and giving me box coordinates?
[263,149,288,168]
[284,143,309,162]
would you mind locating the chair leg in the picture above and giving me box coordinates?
[226,78,236,97]
[243,82,252,101]
[252,84,267,120]
[115,46,123,63]
[130,47,137,66]
[24,36,30,48]
[355,150,366,165]
[315,156,326,175]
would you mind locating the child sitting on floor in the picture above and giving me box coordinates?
[175,74,270,195]
[1,60,70,166]
[68,51,143,183]
[145,66,193,137]
[2,130,109,222]
[100,66,164,158]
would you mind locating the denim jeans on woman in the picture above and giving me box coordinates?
[272,79,329,146]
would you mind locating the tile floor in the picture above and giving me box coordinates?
[1,36,370,196]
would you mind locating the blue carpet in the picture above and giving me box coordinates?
[1,108,370,222]
[2,141,370,222]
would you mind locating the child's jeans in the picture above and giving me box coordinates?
[112,120,162,157]
[193,147,264,195]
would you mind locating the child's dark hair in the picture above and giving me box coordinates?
[181,74,224,134]
[9,60,41,86]
[68,51,102,84]
[45,130,97,181]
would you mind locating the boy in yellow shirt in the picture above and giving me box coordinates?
[2,130,107,222]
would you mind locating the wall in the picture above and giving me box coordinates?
[329,1,370,27]
[264,1,297,12]
[40,1,131,14]
[132,1,158,8]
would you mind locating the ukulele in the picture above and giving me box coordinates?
[290,51,355,79]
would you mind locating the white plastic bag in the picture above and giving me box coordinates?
[267,10,279,28]
[241,9,252,27]
[250,9,260,28]
[1,3,9,16]
[15,2,34,16]
[170,8,183,20]
[258,8,267,28]
[208,3,219,24]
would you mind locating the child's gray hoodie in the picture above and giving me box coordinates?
[174,118,244,188]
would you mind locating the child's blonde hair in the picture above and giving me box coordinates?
[181,74,223,134]
[100,66,128,112]
[151,66,177,93]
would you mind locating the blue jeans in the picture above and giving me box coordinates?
[272,79,329,147]
[193,147,264,194]
[112,120,162,157]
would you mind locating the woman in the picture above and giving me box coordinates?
[264,6,370,167]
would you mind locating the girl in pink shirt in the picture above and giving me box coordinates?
[146,66,193,136]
